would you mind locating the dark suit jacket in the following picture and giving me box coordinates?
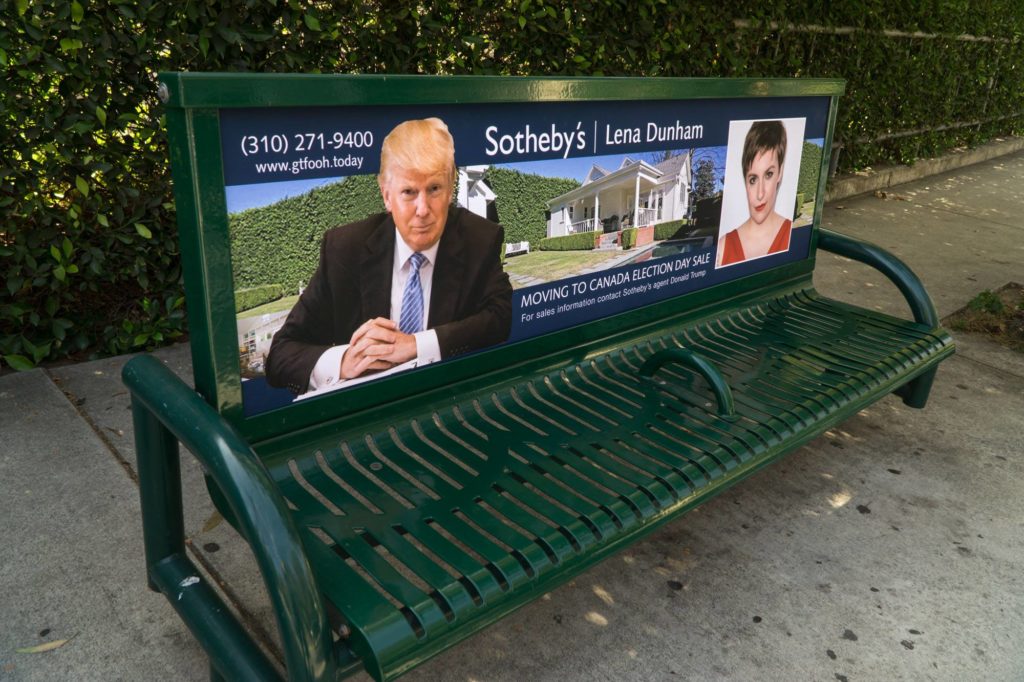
[265,207,512,393]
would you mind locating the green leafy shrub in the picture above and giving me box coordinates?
[969,290,1005,315]
[539,232,597,251]
[654,219,693,241]
[99,295,186,357]
[620,227,638,250]
[797,141,823,199]
[4,1,1022,368]
[485,167,580,247]
[229,177,384,291]
[234,284,284,313]
[793,193,805,218]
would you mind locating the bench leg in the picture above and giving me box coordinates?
[132,400,186,592]
[896,367,937,409]
[132,399,285,681]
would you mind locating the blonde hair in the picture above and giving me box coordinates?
[379,118,456,184]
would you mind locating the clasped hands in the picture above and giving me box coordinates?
[339,317,418,379]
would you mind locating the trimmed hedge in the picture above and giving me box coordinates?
[485,167,580,247]
[797,141,824,200]
[4,1,1023,367]
[234,284,284,313]
[229,176,384,291]
[654,219,693,241]
[620,227,639,250]
[539,232,597,251]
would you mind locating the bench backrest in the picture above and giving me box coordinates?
[159,74,844,443]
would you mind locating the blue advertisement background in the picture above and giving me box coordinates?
[508,228,812,341]
[224,95,829,415]
[220,97,829,186]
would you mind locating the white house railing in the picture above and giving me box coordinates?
[569,218,598,233]
[636,207,658,226]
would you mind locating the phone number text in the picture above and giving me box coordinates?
[239,131,374,157]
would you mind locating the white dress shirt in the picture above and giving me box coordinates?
[307,231,442,392]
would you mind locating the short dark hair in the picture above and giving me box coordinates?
[741,120,787,177]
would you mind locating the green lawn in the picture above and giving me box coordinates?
[239,294,300,318]
[503,250,622,286]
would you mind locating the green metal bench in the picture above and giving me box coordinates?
[124,74,953,681]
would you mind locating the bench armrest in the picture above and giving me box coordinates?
[817,228,939,328]
[123,354,336,682]
[640,347,739,422]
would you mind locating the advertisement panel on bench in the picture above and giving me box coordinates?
[220,97,829,415]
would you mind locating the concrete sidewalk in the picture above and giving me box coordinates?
[2,151,1023,681]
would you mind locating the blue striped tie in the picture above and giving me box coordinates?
[398,252,426,334]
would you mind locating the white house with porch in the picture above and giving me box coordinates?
[545,153,692,237]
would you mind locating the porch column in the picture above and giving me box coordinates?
[594,192,599,232]
[633,175,640,226]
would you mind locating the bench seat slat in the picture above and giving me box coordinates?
[325,528,451,637]
[503,457,620,532]
[669,341,815,434]
[478,490,579,562]
[716,309,870,397]
[426,510,533,589]
[422,411,636,533]
[337,439,433,511]
[399,518,507,604]
[452,501,556,575]
[496,477,603,550]
[387,425,479,490]
[509,446,642,533]
[263,289,952,680]
[364,431,464,499]
[370,525,477,615]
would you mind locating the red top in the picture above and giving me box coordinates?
[721,219,792,266]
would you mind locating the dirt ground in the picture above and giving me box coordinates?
[945,282,1024,352]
